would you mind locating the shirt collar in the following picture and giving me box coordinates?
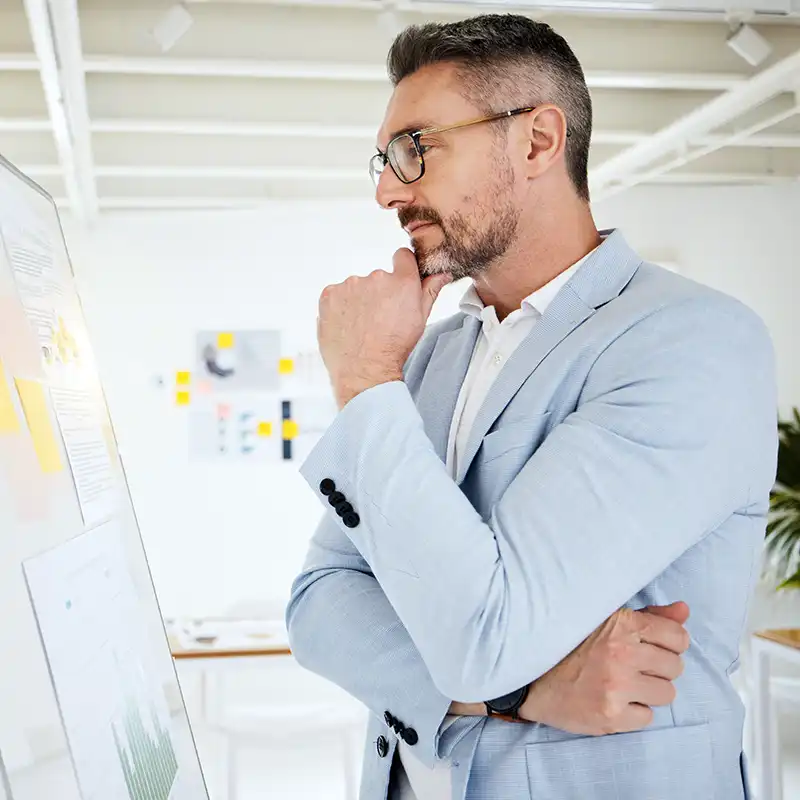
[459,244,599,321]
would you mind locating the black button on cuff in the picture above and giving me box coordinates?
[402,728,419,746]
[336,502,353,517]
[376,735,389,758]
[328,490,346,507]
[319,478,336,496]
[384,711,394,727]
[343,512,360,529]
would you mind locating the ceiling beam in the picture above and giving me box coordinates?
[0,52,753,91]
[589,45,800,193]
[5,117,800,151]
[0,53,39,70]
[76,55,747,92]
[22,0,98,222]
[0,117,52,132]
[83,118,800,149]
[20,165,369,181]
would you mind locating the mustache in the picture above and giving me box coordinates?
[398,207,444,230]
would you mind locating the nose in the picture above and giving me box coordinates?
[375,167,415,211]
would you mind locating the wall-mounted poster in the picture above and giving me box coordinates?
[195,330,281,392]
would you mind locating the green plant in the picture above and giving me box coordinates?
[764,407,800,589]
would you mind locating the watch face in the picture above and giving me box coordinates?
[490,687,527,713]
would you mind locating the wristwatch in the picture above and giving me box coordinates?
[485,685,529,720]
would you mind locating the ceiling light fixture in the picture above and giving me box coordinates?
[151,3,194,53]
[726,22,772,67]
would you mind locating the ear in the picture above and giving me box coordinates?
[522,104,569,180]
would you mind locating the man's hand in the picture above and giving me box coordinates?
[448,602,690,736]
[519,602,690,734]
[316,248,451,409]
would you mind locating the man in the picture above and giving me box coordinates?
[286,14,778,800]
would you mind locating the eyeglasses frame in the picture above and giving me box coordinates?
[370,105,569,187]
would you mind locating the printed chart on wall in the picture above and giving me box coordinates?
[23,523,207,800]
[179,331,338,462]
[0,186,118,529]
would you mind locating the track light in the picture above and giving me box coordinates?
[151,3,194,53]
[726,23,772,68]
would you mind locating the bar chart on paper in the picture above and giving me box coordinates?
[112,679,178,800]
[22,523,198,800]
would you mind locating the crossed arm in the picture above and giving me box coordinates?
[287,298,775,753]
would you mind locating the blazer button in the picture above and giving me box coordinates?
[343,512,361,529]
[328,490,346,507]
[376,735,389,758]
[402,728,419,746]
[336,502,354,517]
[319,478,336,496]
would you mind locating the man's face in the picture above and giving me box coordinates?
[375,63,522,281]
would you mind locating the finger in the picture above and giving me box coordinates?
[635,643,684,681]
[420,273,453,319]
[392,247,421,280]
[635,613,690,655]
[643,601,690,625]
[629,674,677,708]
[614,703,654,733]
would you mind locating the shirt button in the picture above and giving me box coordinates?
[493,353,503,365]
[376,735,389,758]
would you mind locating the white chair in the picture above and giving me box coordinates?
[208,597,368,800]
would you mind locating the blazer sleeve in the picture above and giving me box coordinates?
[285,512,466,769]
[298,295,778,703]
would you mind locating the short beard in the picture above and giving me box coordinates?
[402,160,519,282]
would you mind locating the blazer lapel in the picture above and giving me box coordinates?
[455,229,644,485]
[415,314,481,463]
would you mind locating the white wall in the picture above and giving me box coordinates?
[61,183,800,619]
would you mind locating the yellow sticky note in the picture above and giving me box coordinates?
[176,391,191,406]
[14,379,62,473]
[217,332,234,350]
[278,359,294,375]
[257,422,273,437]
[282,420,299,440]
[0,360,21,434]
[176,371,191,385]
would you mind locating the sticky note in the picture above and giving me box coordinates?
[0,360,21,433]
[176,371,191,385]
[278,358,294,375]
[176,391,191,406]
[257,422,273,437]
[14,379,62,473]
[217,332,234,349]
[282,420,299,440]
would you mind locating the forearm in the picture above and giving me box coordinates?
[287,527,478,767]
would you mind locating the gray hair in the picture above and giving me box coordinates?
[387,14,592,201]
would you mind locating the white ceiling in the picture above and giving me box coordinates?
[0,0,799,220]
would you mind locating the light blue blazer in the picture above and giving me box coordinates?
[286,229,778,799]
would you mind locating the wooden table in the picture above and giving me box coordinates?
[752,629,800,800]
[166,618,292,720]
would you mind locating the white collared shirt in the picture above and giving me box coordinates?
[447,253,591,481]
[394,246,597,800]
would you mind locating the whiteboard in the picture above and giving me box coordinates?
[0,154,208,800]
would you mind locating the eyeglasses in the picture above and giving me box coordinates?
[369,106,537,188]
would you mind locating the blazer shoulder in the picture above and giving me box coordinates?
[625,261,772,342]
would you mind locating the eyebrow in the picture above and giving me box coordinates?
[376,121,437,152]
